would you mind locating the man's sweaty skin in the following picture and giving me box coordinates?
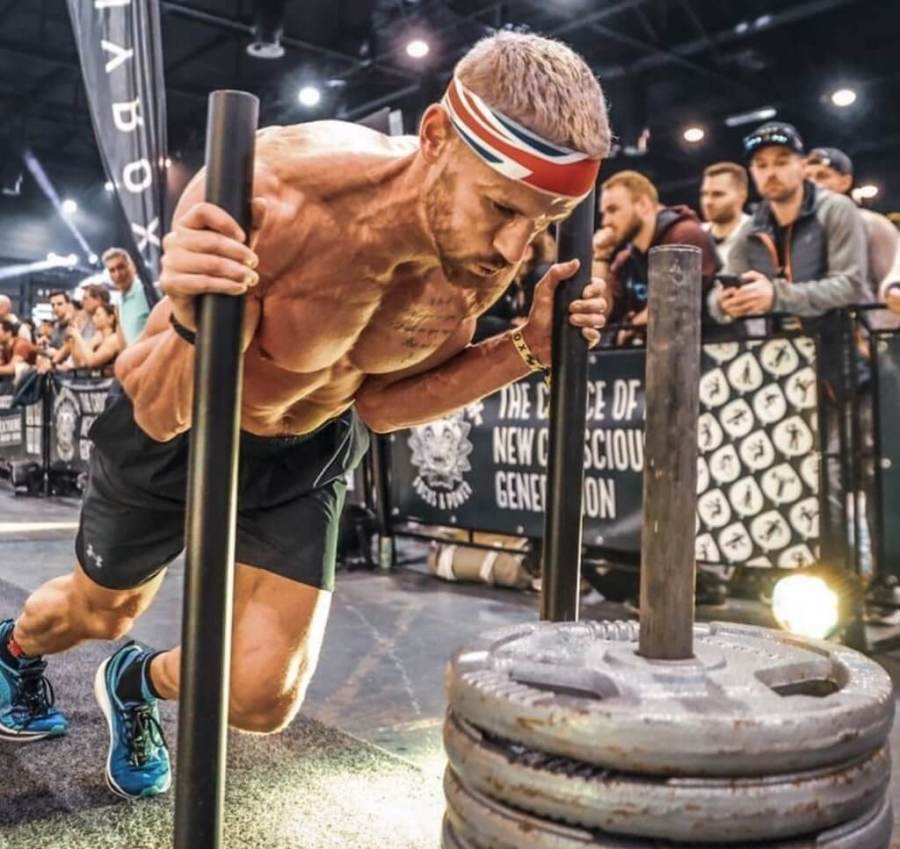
[117,110,608,440]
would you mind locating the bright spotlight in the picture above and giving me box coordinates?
[66,254,78,267]
[88,252,99,264]
[406,39,430,59]
[104,181,114,192]
[61,198,78,216]
[857,184,879,200]
[298,86,321,108]
[683,127,705,143]
[831,88,857,107]
[772,574,839,640]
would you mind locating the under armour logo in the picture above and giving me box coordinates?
[86,544,103,569]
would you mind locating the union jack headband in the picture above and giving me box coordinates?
[442,76,601,200]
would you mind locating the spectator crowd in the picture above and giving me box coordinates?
[0,247,151,384]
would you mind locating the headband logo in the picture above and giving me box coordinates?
[441,77,601,200]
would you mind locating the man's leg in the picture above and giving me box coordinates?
[146,563,332,733]
[0,561,165,743]
[13,561,166,657]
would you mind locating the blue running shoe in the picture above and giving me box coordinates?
[94,641,171,800]
[0,618,68,741]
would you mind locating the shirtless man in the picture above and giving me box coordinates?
[0,32,610,799]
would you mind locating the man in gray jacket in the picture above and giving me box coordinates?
[710,121,871,568]
[711,122,868,323]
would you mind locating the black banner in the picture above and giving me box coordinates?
[50,375,114,473]
[67,0,167,290]
[0,380,27,465]
[388,339,822,569]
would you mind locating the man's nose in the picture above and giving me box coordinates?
[493,220,533,266]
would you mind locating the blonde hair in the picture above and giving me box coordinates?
[703,161,748,193]
[453,32,611,159]
[601,170,659,205]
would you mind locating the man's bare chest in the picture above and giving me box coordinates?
[253,272,468,376]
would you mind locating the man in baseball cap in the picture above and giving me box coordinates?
[741,121,805,161]
[805,146,899,307]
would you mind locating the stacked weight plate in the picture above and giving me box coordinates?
[442,620,895,848]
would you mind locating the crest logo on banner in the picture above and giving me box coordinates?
[54,386,81,463]
[409,411,475,511]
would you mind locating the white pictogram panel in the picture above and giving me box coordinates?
[760,339,800,377]
[752,384,787,425]
[710,444,741,485]
[698,488,732,529]
[728,476,765,518]
[761,463,804,505]
[727,352,765,393]
[739,430,776,472]
[750,510,792,552]
[772,416,815,457]
[698,412,724,453]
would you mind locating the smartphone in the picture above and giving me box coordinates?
[716,274,743,289]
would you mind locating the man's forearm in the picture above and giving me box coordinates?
[357,331,533,432]
[114,328,195,441]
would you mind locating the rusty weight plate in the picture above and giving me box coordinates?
[446,620,893,776]
[444,711,890,843]
[442,768,893,849]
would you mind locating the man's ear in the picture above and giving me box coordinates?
[419,104,454,163]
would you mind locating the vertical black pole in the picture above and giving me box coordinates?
[371,435,394,570]
[40,374,52,497]
[174,90,259,849]
[638,245,701,660]
[541,190,595,622]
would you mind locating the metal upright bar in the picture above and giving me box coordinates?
[638,245,702,660]
[174,90,259,849]
[541,190,595,622]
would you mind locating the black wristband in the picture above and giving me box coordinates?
[169,314,196,345]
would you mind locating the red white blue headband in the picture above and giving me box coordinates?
[442,76,601,200]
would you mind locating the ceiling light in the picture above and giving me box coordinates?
[725,106,777,128]
[61,198,78,216]
[247,0,286,59]
[298,86,321,108]
[406,39,430,59]
[683,127,705,143]
[831,88,857,107]
[88,252,99,264]
[104,181,114,192]
[855,184,879,201]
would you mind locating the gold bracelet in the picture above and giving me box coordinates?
[510,330,551,386]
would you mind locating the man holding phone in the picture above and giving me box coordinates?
[710,122,867,323]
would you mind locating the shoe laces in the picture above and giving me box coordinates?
[123,704,168,767]
[13,664,56,720]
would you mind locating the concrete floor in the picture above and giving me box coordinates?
[0,490,899,847]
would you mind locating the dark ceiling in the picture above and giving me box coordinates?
[2,0,899,211]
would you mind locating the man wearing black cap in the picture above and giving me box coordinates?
[805,147,900,310]
[710,121,870,566]
[711,122,867,323]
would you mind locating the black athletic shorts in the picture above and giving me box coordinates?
[75,385,370,592]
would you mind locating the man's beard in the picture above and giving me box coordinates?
[621,214,643,248]
[708,207,739,226]
[763,182,801,204]
[424,168,510,290]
